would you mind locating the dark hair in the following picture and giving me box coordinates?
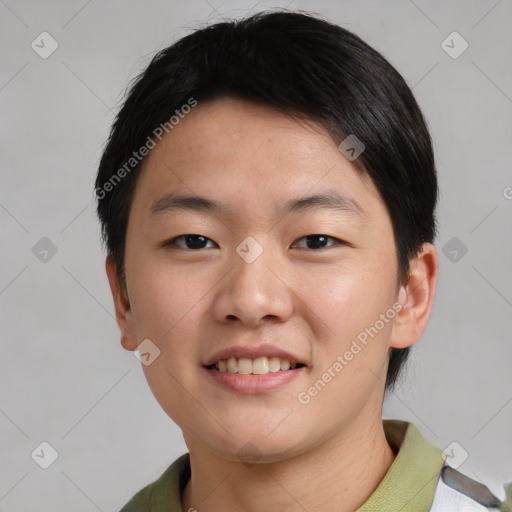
[95,10,438,392]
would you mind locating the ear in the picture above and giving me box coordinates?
[389,242,439,349]
[105,255,138,351]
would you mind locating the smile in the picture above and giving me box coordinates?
[206,356,306,375]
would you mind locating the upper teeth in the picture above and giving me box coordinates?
[214,356,297,374]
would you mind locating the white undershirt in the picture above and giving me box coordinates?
[430,476,501,511]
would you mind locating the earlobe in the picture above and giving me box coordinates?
[105,255,139,351]
[390,243,439,350]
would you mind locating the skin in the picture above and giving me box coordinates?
[106,96,438,512]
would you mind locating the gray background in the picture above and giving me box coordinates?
[1,0,511,510]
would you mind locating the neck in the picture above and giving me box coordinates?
[181,414,396,512]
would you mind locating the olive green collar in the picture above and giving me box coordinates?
[122,420,445,512]
[357,420,444,511]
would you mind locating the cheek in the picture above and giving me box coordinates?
[302,262,387,329]
[132,259,206,424]
[301,261,396,366]
[127,252,209,340]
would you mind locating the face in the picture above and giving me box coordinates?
[108,96,430,462]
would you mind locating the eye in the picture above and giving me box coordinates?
[164,234,217,250]
[291,234,344,250]
[163,233,344,251]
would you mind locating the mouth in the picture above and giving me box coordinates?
[205,356,307,375]
[203,357,306,394]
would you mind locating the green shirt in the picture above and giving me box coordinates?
[119,419,510,511]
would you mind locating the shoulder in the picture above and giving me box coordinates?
[119,484,153,512]
[430,465,504,512]
[118,453,191,512]
[431,477,494,511]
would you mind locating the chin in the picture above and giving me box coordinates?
[198,427,305,464]
[210,442,303,465]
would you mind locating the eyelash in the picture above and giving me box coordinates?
[164,234,345,251]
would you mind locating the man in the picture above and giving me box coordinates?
[95,10,511,512]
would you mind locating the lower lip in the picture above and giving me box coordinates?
[203,366,304,393]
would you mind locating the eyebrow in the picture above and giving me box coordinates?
[149,189,365,220]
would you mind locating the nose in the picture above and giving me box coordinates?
[210,242,294,327]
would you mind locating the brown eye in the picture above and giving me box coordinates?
[165,234,216,250]
[291,234,344,250]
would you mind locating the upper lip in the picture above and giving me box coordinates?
[203,343,307,367]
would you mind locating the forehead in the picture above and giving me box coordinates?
[131,96,384,222]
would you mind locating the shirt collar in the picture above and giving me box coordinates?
[147,419,445,512]
[357,420,444,511]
